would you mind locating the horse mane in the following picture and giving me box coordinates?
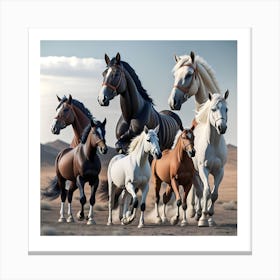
[110,57,154,104]
[171,130,182,149]
[127,131,145,154]
[81,123,92,144]
[172,54,221,93]
[195,93,224,124]
[57,96,93,120]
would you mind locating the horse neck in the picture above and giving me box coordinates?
[202,113,223,146]
[70,106,90,147]
[195,63,221,111]
[120,70,145,121]
[83,132,97,160]
[174,139,185,162]
[132,140,149,167]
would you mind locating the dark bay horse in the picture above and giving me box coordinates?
[151,128,196,226]
[45,119,107,224]
[98,52,183,154]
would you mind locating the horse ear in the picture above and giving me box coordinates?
[91,119,96,127]
[67,94,72,105]
[190,51,195,63]
[56,95,61,102]
[208,91,212,100]
[116,52,121,64]
[224,89,229,100]
[174,54,180,63]
[144,125,149,134]
[102,118,107,126]
[105,53,110,66]
[154,125,160,135]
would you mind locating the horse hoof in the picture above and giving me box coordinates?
[138,223,144,228]
[121,218,129,225]
[170,216,179,225]
[181,220,188,227]
[67,216,74,223]
[155,216,162,225]
[58,217,66,223]
[87,219,96,225]
[198,218,209,227]
[195,213,202,221]
[76,211,84,221]
[161,217,168,224]
[107,221,113,226]
[208,218,216,227]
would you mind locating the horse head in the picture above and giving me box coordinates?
[168,51,199,110]
[90,118,108,154]
[208,90,229,135]
[180,128,196,157]
[51,95,75,134]
[98,52,127,106]
[143,125,162,159]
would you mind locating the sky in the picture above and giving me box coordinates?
[40,40,237,147]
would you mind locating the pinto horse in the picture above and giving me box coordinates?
[45,119,107,224]
[98,52,183,154]
[151,128,196,226]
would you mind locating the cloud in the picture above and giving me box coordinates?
[40,56,106,78]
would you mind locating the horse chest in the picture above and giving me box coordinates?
[132,167,150,186]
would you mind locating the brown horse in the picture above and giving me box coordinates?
[47,119,107,224]
[151,128,196,226]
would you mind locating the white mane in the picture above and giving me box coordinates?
[172,54,221,94]
[171,130,182,149]
[127,131,145,154]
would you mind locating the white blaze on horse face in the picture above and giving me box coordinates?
[96,127,103,139]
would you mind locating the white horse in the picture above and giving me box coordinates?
[107,126,162,228]
[192,91,229,227]
[168,51,223,218]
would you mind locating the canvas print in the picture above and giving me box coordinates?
[40,40,237,236]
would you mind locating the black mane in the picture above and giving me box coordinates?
[110,58,154,104]
[57,96,93,120]
[81,123,92,144]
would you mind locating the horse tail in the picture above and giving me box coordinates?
[41,176,61,200]
[41,152,62,200]
[160,110,183,131]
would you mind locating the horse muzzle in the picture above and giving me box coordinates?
[51,120,61,135]
[217,124,227,134]
[187,148,196,158]
[99,145,108,154]
[154,151,162,160]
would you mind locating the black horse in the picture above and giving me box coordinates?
[98,53,183,153]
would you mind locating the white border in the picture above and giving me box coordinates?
[29,28,251,254]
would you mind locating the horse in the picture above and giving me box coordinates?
[45,118,107,225]
[168,51,221,112]
[192,91,229,227]
[98,52,183,154]
[107,126,162,228]
[151,128,196,226]
[51,94,92,148]
[168,51,222,217]
[46,94,97,220]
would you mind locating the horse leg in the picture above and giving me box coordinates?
[208,168,224,226]
[153,176,162,225]
[66,183,76,223]
[181,183,192,226]
[138,183,149,228]
[122,182,138,225]
[170,178,181,225]
[198,166,210,227]
[58,180,67,222]
[76,175,86,221]
[107,178,116,226]
[162,184,172,224]
[193,173,203,221]
[188,185,196,218]
[87,177,99,225]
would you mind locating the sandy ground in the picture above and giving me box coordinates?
[40,159,237,236]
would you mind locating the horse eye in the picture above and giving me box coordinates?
[226,108,228,112]
[147,138,151,142]
[212,107,217,112]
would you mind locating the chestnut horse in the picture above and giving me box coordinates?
[151,128,195,226]
[46,119,107,224]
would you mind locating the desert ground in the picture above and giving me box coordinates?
[40,140,237,236]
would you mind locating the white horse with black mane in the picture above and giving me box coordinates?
[107,126,162,228]
[192,90,229,227]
